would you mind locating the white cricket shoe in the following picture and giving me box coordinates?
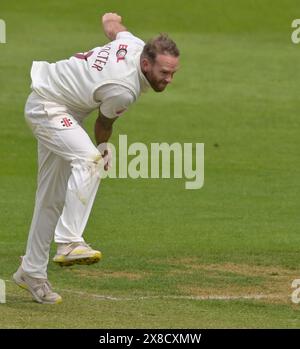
[53,241,102,267]
[13,266,62,304]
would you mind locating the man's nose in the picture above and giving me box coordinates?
[165,75,172,83]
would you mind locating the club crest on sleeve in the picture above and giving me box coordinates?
[116,44,128,63]
[61,117,73,127]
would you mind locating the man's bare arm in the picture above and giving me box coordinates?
[95,113,118,171]
[94,112,118,145]
[102,13,127,41]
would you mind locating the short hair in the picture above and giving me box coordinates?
[141,34,180,63]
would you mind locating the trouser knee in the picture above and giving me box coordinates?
[70,155,102,184]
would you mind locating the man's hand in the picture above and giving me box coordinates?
[102,13,122,25]
[101,12,127,41]
[97,143,112,171]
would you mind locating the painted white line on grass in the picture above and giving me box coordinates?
[59,288,283,301]
[6,280,285,302]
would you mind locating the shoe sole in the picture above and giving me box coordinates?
[13,273,62,305]
[53,252,102,267]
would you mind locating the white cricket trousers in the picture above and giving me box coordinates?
[22,91,102,278]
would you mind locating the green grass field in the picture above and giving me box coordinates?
[1,0,300,328]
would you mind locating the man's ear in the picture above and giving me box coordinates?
[141,57,151,72]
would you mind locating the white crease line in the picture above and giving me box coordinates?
[59,288,284,301]
[5,280,286,302]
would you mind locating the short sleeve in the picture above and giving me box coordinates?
[95,84,135,119]
[116,31,145,46]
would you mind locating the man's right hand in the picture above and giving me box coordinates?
[102,13,122,25]
[101,12,127,41]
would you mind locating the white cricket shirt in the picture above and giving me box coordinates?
[30,32,150,119]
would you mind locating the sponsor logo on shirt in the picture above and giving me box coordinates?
[61,117,73,127]
[116,44,128,63]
